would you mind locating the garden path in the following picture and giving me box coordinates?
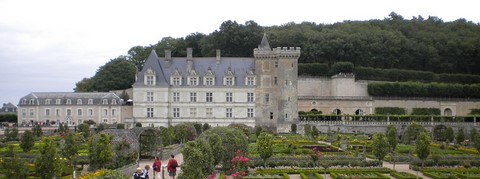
[138,153,184,179]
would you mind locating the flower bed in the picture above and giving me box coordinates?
[255,167,393,175]
[330,172,389,179]
[300,172,323,179]
[242,173,290,179]
[390,171,417,179]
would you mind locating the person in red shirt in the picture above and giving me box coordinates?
[167,155,178,179]
[152,156,161,179]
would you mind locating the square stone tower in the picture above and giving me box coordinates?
[254,34,301,132]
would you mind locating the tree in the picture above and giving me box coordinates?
[372,133,389,164]
[311,126,319,139]
[291,123,297,134]
[402,123,425,144]
[386,125,398,169]
[204,132,223,165]
[20,130,35,152]
[256,132,273,167]
[255,125,263,137]
[5,127,18,141]
[33,124,43,137]
[119,90,130,101]
[473,132,480,153]
[470,128,478,140]
[78,123,91,139]
[0,145,29,179]
[202,123,211,132]
[179,141,205,179]
[88,133,113,169]
[63,133,78,166]
[35,138,63,179]
[445,126,454,143]
[456,128,466,145]
[415,131,431,167]
[73,77,94,92]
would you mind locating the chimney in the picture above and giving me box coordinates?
[187,48,193,72]
[165,49,171,67]
[216,49,221,64]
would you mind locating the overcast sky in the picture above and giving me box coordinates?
[1,0,478,106]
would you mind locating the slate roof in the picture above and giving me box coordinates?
[18,92,121,106]
[0,102,17,113]
[134,50,256,87]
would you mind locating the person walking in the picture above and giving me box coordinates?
[167,155,178,179]
[140,165,150,179]
[152,156,161,179]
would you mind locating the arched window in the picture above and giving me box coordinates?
[333,108,342,115]
[88,99,93,104]
[66,99,72,105]
[77,99,82,105]
[355,109,364,115]
[444,108,453,116]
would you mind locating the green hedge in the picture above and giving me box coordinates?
[300,173,323,179]
[256,168,393,175]
[243,173,289,179]
[330,172,389,179]
[298,63,329,76]
[0,114,17,123]
[375,107,406,115]
[411,108,441,115]
[368,82,480,98]
[355,67,436,82]
[331,62,354,75]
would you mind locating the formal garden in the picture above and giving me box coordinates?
[2,121,480,179]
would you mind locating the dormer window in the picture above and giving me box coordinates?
[224,67,235,86]
[66,99,72,105]
[56,99,61,105]
[22,99,27,104]
[189,77,198,86]
[29,99,35,105]
[111,99,117,105]
[102,99,108,105]
[45,99,51,105]
[246,70,255,86]
[204,68,215,86]
[88,99,93,104]
[171,68,182,86]
[144,68,156,86]
[77,99,82,105]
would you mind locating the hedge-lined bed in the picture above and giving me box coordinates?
[255,167,393,175]
[390,171,417,179]
[330,172,389,179]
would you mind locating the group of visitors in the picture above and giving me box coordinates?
[133,154,178,179]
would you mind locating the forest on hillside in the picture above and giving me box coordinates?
[75,12,480,92]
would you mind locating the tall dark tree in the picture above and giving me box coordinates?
[90,56,137,92]
[20,130,35,152]
[415,131,431,167]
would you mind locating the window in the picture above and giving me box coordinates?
[205,77,214,86]
[190,108,197,117]
[67,109,72,116]
[206,108,213,117]
[45,99,51,105]
[247,77,255,86]
[88,99,93,104]
[206,92,213,102]
[173,77,181,85]
[22,99,26,104]
[45,109,50,116]
[103,119,108,123]
[29,99,35,105]
[225,77,233,86]
[247,93,254,103]
[265,94,270,103]
[270,112,273,119]
[21,109,26,117]
[146,75,154,85]
[286,113,288,119]
[248,108,254,118]
[189,77,198,86]
[274,77,277,85]
[66,99,71,105]
[56,109,61,116]
[190,92,197,102]
[147,92,154,102]
[77,109,82,116]
[103,109,108,116]
[173,108,180,118]
[274,61,278,68]
[226,108,233,118]
[111,99,117,105]
[77,99,82,105]
[30,109,34,116]
[88,109,93,116]
[226,92,233,102]
[285,80,288,86]
[173,92,180,102]
[112,109,116,116]
[56,99,61,105]
[102,99,108,105]
[147,108,154,118]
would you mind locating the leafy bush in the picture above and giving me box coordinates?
[330,62,354,75]
[298,63,329,76]
[368,82,480,98]
[374,107,406,115]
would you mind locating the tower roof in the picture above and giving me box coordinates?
[258,34,271,51]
